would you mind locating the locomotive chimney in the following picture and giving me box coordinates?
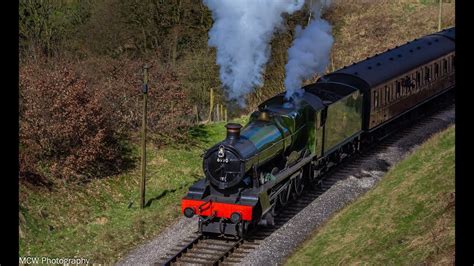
[225,123,242,141]
[258,111,270,121]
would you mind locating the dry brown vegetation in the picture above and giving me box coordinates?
[19,57,195,184]
[326,0,455,71]
[19,62,126,184]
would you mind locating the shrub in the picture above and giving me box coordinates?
[76,57,195,146]
[19,61,127,183]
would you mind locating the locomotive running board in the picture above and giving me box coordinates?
[261,155,314,192]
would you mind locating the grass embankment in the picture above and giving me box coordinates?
[285,125,455,265]
[19,117,248,263]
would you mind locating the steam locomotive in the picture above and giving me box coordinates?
[181,27,455,237]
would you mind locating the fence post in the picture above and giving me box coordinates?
[220,104,223,121]
[193,105,199,122]
[208,87,214,123]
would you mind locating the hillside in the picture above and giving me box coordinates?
[285,125,455,265]
[19,0,455,263]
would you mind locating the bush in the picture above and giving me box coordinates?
[76,57,195,146]
[19,62,127,183]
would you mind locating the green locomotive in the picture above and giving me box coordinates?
[181,27,454,237]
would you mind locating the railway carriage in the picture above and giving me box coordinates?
[181,27,455,237]
[323,27,455,131]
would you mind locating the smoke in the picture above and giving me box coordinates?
[284,0,333,100]
[203,0,305,106]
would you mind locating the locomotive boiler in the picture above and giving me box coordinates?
[203,92,320,191]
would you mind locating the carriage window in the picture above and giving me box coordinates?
[373,91,378,109]
[396,81,401,98]
[378,88,384,107]
[391,84,395,101]
[373,91,375,109]
[404,76,411,95]
[452,55,455,70]
[380,88,384,107]
[443,59,448,74]
[387,84,392,103]
[434,62,439,78]
[385,86,389,104]
[381,87,385,106]
[424,66,430,82]
[420,67,426,86]
[416,71,421,88]
[402,78,407,96]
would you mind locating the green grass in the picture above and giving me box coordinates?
[285,125,455,265]
[419,0,439,6]
[19,116,248,264]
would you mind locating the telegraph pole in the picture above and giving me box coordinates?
[140,64,150,209]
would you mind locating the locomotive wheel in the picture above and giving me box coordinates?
[271,167,279,175]
[278,184,290,206]
[293,171,304,197]
[270,203,277,216]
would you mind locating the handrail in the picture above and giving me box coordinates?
[198,199,212,213]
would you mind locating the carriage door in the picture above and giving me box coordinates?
[318,108,327,157]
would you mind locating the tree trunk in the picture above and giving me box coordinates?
[171,27,178,67]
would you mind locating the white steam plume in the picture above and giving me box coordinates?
[284,0,333,100]
[203,0,305,106]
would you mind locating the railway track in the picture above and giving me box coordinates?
[158,91,454,266]
[159,166,352,265]
[160,234,244,265]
